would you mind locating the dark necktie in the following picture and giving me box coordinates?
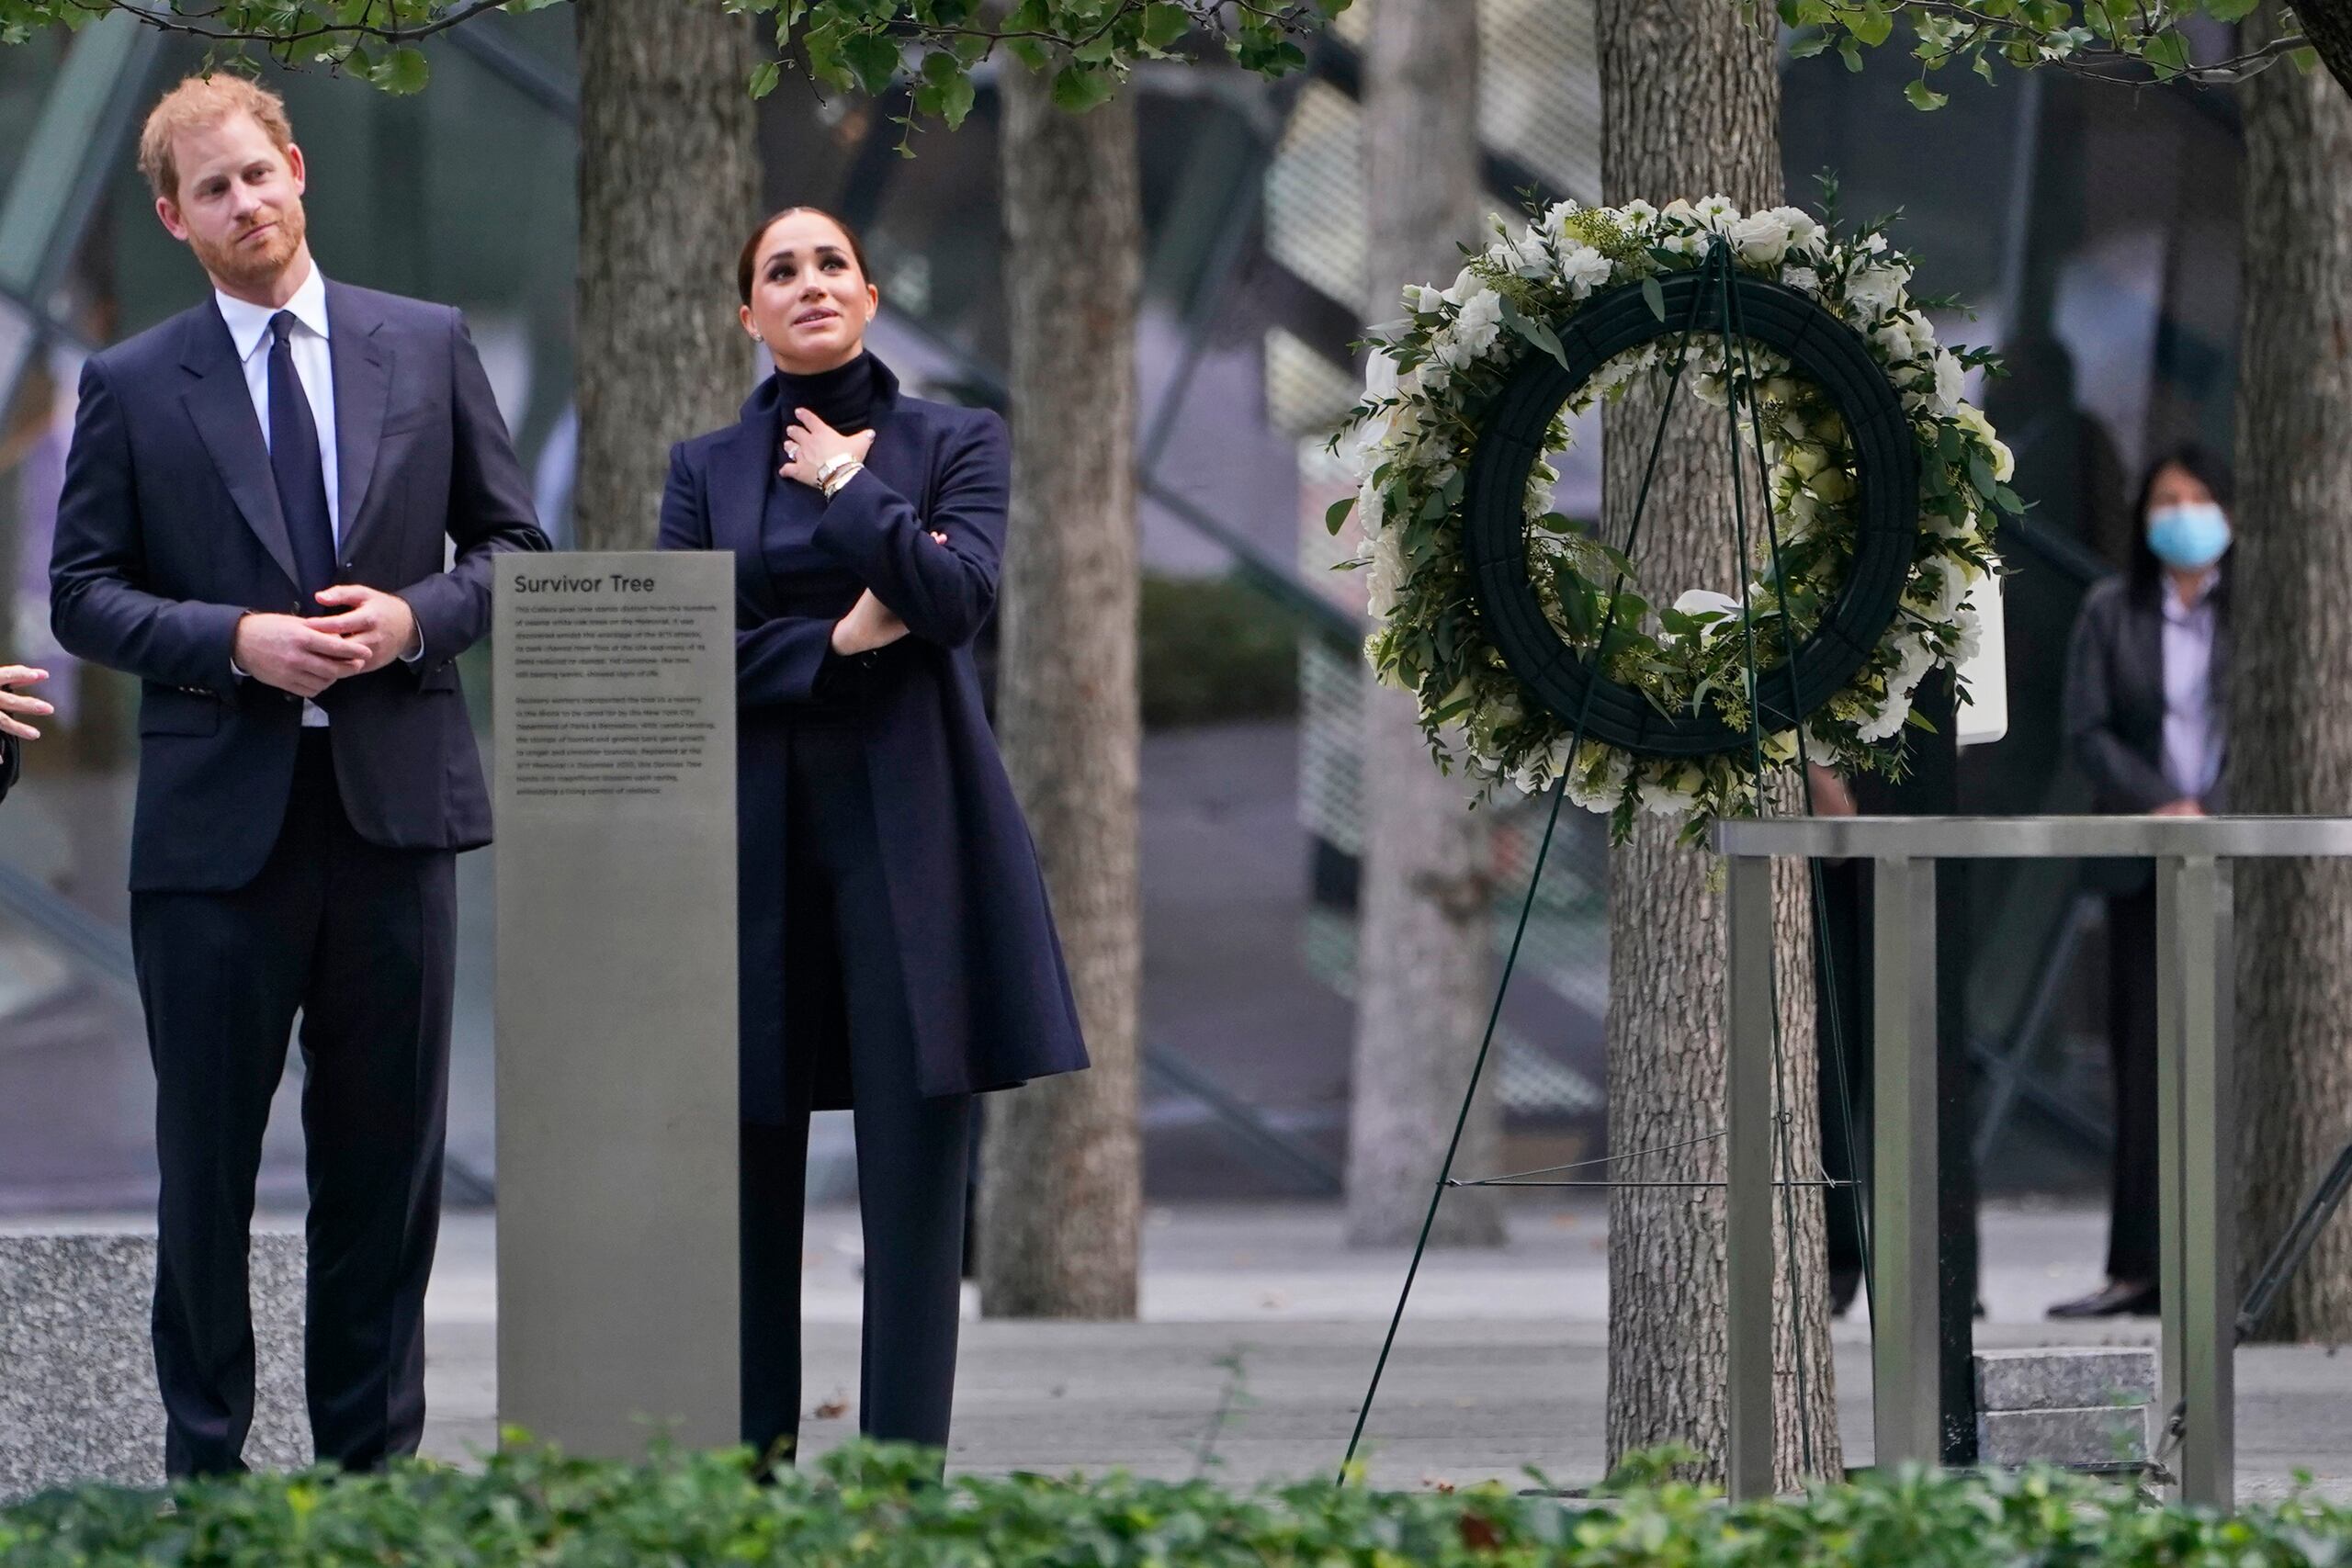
[267,310,337,605]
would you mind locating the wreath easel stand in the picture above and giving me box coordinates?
[1339,231,1941,1486]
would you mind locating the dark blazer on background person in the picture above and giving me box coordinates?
[49,282,547,892]
[0,733,17,804]
[657,355,1088,1120]
[2063,573,2231,813]
[2062,572,2230,894]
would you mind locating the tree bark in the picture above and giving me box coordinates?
[1597,0,1842,1486]
[573,0,761,551]
[1343,0,1506,1251]
[2289,0,2352,100]
[2227,3,2352,1342]
[978,65,1144,1318]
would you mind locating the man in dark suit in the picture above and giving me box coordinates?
[48,76,547,1477]
[0,663,50,803]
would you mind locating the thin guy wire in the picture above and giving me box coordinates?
[1340,273,1719,1483]
[1722,264,1879,1321]
[1466,1128,1729,1185]
[1453,1179,1854,1189]
[1714,240,1817,1481]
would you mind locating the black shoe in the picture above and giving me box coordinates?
[2046,1279,2159,1319]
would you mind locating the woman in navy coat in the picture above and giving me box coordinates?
[658,206,1088,1467]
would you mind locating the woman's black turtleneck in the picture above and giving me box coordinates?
[756,351,876,643]
[766,350,877,436]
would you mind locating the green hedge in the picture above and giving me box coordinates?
[4,1442,2347,1565]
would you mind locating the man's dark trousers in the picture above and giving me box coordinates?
[132,732,453,1476]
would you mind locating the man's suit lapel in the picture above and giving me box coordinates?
[327,283,392,558]
[178,304,300,591]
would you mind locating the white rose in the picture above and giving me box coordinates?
[1560,244,1612,298]
[1952,605,1984,665]
[1931,349,1966,415]
[1442,265,1482,306]
[1769,206,1825,257]
[1638,765,1702,818]
[1448,288,1504,362]
[1855,692,1911,744]
[1729,209,1791,265]
[1660,197,1698,224]
[1565,742,1633,812]
[1951,403,2014,482]
[1355,476,1385,538]
[1872,319,1915,363]
[1403,284,1445,315]
[1847,264,1910,316]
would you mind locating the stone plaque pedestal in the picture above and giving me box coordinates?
[492,551,739,1456]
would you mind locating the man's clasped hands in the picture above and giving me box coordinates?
[232,584,424,700]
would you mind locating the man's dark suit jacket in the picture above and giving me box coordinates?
[50,281,548,892]
[0,734,16,804]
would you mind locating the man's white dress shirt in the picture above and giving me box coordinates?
[217,263,416,723]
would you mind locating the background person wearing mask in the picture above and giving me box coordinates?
[2053,443,2233,1318]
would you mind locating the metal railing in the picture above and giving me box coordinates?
[1716,814,2352,1510]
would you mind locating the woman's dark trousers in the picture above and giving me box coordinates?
[739,720,973,1467]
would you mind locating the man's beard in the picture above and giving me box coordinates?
[192,201,306,291]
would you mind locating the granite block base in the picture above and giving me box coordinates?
[1975,1347,2157,1412]
[0,1234,311,1500]
[1977,1404,2153,1468]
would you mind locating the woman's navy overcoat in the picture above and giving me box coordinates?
[658,356,1089,1117]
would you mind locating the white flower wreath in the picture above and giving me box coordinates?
[1329,191,2016,841]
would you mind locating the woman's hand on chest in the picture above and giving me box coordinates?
[779,407,875,491]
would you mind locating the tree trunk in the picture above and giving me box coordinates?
[2228,4,2352,1342]
[978,66,1144,1318]
[1344,0,1506,1252]
[573,0,760,552]
[2290,0,2352,101]
[1596,0,1842,1486]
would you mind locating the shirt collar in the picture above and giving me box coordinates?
[213,261,331,365]
[2163,570,2219,623]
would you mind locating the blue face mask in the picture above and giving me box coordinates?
[2146,502,2231,570]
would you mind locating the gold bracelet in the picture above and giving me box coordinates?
[820,461,864,500]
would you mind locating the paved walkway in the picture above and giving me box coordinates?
[16,1199,2347,1496]
[30,1197,2331,1497]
